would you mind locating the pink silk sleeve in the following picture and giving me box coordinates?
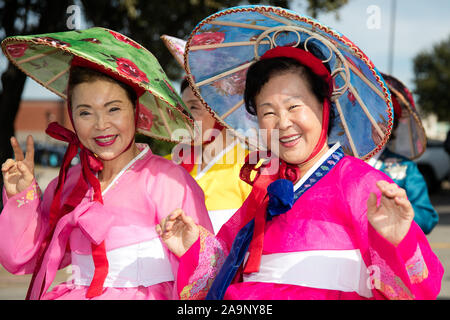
[339,158,444,300]
[175,191,255,299]
[367,222,444,300]
[149,160,222,299]
[0,179,52,274]
[175,193,258,299]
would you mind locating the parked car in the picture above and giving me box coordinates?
[34,143,68,167]
[414,139,450,193]
[20,142,79,168]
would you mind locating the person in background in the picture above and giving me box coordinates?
[367,73,439,234]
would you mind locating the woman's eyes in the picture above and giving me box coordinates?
[78,106,121,116]
[109,106,121,112]
[190,104,204,111]
[262,105,302,116]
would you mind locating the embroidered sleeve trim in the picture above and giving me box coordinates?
[180,226,226,300]
[369,246,414,300]
[15,181,42,208]
[405,245,429,284]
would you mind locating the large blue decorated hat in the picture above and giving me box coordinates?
[184,5,394,160]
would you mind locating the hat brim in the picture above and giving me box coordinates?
[2,27,196,143]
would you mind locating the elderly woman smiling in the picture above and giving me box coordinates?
[157,42,444,300]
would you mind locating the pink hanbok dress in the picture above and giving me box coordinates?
[181,143,444,300]
[0,144,224,300]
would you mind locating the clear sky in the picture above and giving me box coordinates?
[292,0,450,91]
[3,0,450,100]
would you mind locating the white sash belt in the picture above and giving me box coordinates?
[71,238,174,288]
[208,209,237,234]
[243,249,373,298]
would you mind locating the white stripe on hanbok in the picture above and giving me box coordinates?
[243,249,373,298]
[71,237,174,288]
[208,208,238,234]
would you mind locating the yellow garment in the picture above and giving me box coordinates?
[166,140,252,234]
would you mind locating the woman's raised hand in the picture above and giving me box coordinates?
[156,208,200,257]
[367,180,414,246]
[1,136,35,198]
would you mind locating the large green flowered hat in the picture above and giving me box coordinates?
[1,27,195,143]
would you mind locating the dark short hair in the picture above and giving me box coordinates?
[68,66,137,107]
[244,53,335,134]
[180,77,190,93]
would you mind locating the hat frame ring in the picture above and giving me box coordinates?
[252,25,350,102]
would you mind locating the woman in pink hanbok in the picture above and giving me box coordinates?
[0,28,223,300]
[157,5,444,300]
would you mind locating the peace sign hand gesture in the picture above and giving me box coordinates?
[1,135,35,198]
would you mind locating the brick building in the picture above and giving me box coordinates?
[15,99,72,145]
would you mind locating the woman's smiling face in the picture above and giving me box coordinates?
[71,79,136,161]
[255,71,324,165]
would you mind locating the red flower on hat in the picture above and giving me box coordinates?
[109,30,142,49]
[115,57,149,83]
[6,43,28,58]
[137,104,165,131]
[191,32,225,51]
[137,104,155,131]
[211,67,247,96]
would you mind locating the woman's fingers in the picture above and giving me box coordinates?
[10,137,25,161]
[1,159,17,173]
[10,136,35,170]
[180,210,195,229]
[17,161,34,183]
[157,209,184,235]
[366,192,378,214]
[24,135,35,164]
[376,180,403,199]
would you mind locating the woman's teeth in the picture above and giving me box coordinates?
[280,134,301,143]
[95,136,116,142]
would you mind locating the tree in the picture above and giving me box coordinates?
[413,34,450,122]
[0,0,72,195]
[303,0,348,18]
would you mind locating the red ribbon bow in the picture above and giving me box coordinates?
[238,152,300,274]
[26,122,108,299]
